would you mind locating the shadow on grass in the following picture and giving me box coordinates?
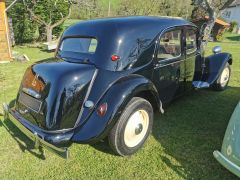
[1,99,46,160]
[2,119,46,160]
[151,86,240,179]
[40,49,55,53]
[90,139,116,156]
[225,35,240,42]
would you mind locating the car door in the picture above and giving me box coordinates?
[184,27,199,90]
[152,27,185,104]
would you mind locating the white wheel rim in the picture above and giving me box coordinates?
[220,67,230,87]
[124,109,149,148]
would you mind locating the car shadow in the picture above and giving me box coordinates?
[90,139,117,156]
[151,86,240,179]
[1,99,46,160]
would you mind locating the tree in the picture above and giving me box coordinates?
[7,1,39,44]
[192,0,235,46]
[23,0,72,42]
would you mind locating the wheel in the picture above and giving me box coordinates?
[108,97,153,156]
[213,63,231,91]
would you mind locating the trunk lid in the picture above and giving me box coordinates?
[16,58,96,130]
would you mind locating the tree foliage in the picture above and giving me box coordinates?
[8,0,194,44]
[7,1,38,44]
[7,0,70,43]
[23,0,71,42]
[70,0,193,19]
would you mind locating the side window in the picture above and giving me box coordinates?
[186,29,197,54]
[157,29,181,60]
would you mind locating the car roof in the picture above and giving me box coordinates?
[63,16,194,37]
[61,16,196,71]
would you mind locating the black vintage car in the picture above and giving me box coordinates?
[3,16,232,158]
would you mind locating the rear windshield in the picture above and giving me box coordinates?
[59,37,98,54]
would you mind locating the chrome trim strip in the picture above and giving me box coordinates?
[154,59,185,69]
[74,69,99,127]
[213,150,240,177]
[154,54,196,69]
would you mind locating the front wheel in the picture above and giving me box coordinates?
[108,97,153,156]
[212,63,231,91]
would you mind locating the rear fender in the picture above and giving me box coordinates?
[71,75,160,143]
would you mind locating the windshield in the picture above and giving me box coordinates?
[59,37,98,54]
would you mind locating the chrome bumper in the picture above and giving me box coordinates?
[2,103,69,159]
[213,150,240,177]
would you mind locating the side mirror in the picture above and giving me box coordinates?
[212,46,222,54]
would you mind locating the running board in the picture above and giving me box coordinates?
[192,81,210,89]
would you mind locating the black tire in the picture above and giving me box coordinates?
[212,63,231,91]
[108,97,153,156]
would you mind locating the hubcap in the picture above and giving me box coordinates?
[135,123,143,135]
[220,67,230,87]
[124,110,149,147]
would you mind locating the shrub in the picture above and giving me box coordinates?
[8,2,38,44]
[7,1,66,44]
[228,21,238,33]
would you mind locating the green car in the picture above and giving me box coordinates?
[214,102,240,177]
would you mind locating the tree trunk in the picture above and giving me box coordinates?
[201,11,218,48]
[46,25,53,42]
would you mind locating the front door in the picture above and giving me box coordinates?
[152,28,185,104]
[184,27,198,90]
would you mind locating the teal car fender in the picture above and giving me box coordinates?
[214,102,240,177]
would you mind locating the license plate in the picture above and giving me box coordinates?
[18,92,42,113]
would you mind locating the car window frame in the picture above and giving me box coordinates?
[184,26,198,56]
[59,36,98,55]
[155,27,184,63]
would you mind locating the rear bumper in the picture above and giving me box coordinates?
[213,150,240,177]
[3,103,73,159]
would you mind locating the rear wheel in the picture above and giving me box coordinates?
[108,97,153,156]
[213,63,231,91]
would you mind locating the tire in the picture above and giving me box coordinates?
[212,63,231,91]
[108,97,153,156]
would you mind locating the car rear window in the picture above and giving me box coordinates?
[59,37,98,54]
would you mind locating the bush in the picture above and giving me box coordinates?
[7,1,67,44]
[8,2,39,44]
[228,21,238,33]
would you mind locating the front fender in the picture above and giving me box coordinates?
[205,52,232,85]
[71,74,159,143]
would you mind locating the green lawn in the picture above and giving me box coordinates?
[0,33,240,179]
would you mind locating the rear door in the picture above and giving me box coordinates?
[152,27,185,104]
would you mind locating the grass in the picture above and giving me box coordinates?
[223,32,240,43]
[0,33,240,179]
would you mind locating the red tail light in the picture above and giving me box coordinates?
[97,103,108,117]
[111,55,120,61]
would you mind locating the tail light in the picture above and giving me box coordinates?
[97,103,108,117]
[111,55,120,61]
